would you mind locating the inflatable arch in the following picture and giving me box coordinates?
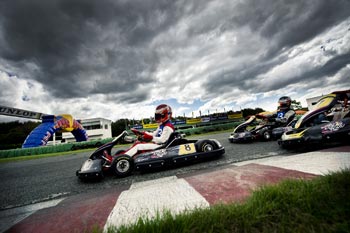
[22,114,88,148]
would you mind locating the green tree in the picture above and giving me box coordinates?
[291,100,303,110]
[0,121,40,150]
[241,108,266,118]
[111,119,130,137]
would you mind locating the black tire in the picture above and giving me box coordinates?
[263,131,271,141]
[111,155,134,178]
[196,140,216,152]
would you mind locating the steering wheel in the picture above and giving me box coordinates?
[256,114,268,120]
[130,128,145,141]
[130,128,153,142]
[131,128,143,135]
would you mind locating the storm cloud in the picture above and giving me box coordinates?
[0,0,349,121]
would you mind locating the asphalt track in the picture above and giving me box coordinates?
[0,132,297,210]
[2,132,346,232]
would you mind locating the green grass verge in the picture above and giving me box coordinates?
[101,169,350,233]
[0,144,131,163]
[0,148,95,163]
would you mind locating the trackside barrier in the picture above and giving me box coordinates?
[0,138,113,159]
[179,121,242,136]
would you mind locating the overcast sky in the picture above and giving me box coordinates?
[1,0,350,122]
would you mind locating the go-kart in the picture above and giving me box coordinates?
[278,90,350,149]
[270,118,297,139]
[76,129,225,180]
[228,112,289,143]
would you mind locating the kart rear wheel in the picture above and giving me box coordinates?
[196,140,216,152]
[111,155,134,178]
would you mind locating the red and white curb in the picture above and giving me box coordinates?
[104,162,320,230]
[104,176,209,230]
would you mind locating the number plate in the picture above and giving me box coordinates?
[178,143,196,155]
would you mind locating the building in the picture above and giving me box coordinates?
[61,117,112,143]
[306,95,323,111]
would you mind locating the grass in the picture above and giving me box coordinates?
[0,144,130,163]
[0,148,93,163]
[100,169,350,233]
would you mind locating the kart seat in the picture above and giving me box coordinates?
[161,132,183,148]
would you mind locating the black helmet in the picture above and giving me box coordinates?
[278,96,292,110]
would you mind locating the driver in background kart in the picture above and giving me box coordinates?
[268,96,296,126]
[124,104,175,157]
[330,89,350,120]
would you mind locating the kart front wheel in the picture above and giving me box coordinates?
[263,131,271,140]
[196,140,216,152]
[111,155,134,178]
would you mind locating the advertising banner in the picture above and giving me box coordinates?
[132,125,143,130]
[174,120,186,125]
[0,105,45,120]
[209,113,229,121]
[186,118,202,124]
[201,117,210,123]
[142,123,159,129]
[228,113,243,119]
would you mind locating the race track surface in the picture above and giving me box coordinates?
[0,132,297,210]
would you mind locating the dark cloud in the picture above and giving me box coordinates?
[0,0,349,117]
[300,53,350,80]
[202,0,350,95]
[105,90,149,104]
[229,0,350,50]
[202,53,290,95]
[0,0,178,102]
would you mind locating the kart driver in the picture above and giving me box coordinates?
[124,104,175,157]
[268,96,296,126]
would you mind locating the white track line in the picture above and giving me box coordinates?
[104,176,209,231]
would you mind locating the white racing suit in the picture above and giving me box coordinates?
[124,121,175,157]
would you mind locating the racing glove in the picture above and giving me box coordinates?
[141,132,153,141]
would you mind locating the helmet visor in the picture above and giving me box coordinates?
[279,102,287,107]
[279,102,289,110]
[155,113,165,121]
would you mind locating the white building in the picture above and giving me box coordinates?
[306,95,323,111]
[61,117,112,143]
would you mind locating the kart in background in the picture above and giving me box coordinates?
[270,118,297,139]
[278,90,350,149]
[228,112,289,143]
[76,129,225,181]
